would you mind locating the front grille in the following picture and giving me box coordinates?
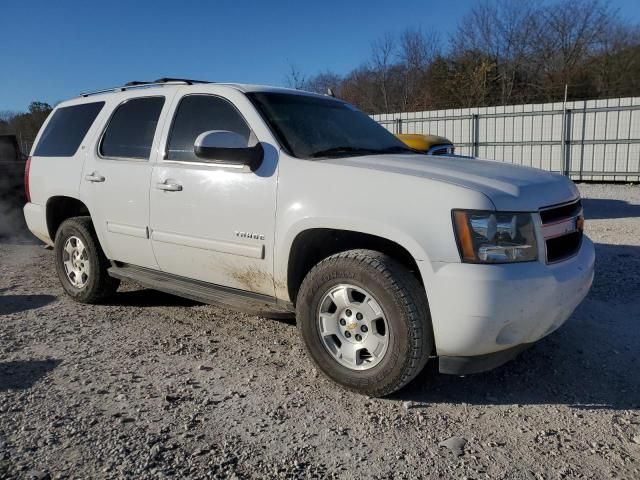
[540,199,582,223]
[540,199,583,263]
[546,231,582,263]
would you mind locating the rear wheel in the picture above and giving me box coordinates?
[54,216,119,303]
[296,249,433,397]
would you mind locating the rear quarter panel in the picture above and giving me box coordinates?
[27,98,112,238]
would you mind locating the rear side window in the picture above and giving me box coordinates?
[166,95,252,162]
[100,97,165,159]
[34,102,104,157]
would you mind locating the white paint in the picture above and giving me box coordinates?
[24,82,596,360]
[151,230,264,259]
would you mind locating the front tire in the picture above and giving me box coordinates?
[296,249,433,397]
[54,216,119,303]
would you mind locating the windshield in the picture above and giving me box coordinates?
[246,92,416,159]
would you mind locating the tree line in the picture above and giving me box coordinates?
[287,0,640,114]
[2,0,638,148]
[0,102,52,152]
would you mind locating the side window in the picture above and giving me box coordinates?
[166,95,253,162]
[34,102,104,157]
[100,97,165,159]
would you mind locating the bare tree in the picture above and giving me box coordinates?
[533,0,616,92]
[0,111,15,123]
[305,71,342,96]
[284,63,308,90]
[370,33,397,113]
[453,0,539,104]
[341,67,379,113]
[590,24,640,96]
[0,102,52,143]
[398,28,440,110]
[282,0,640,113]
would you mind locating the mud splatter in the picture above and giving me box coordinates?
[224,265,275,294]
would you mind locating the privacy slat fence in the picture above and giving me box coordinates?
[373,97,640,182]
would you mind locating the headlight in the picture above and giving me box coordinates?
[452,210,537,263]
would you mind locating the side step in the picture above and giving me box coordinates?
[108,264,294,318]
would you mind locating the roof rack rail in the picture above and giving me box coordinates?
[153,77,209,85]
[80,78,212,97]
[124,80,153,87]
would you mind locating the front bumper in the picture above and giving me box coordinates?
[422,236,595,363]
[439,343,533,375]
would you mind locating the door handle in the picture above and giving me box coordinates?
[156,181,183,192]
[85,173,105,183]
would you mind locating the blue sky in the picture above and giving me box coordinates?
[2,0,639,112]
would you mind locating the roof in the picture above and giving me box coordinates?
[76,78,326,100]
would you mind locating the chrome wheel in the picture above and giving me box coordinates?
[62,236,90,288]
[317,284,389,370]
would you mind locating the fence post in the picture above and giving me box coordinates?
[578,102,587,181]
[472,114,480,157]
[562,109,572,177]
[395,118,403,135]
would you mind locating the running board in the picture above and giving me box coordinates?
[108,264,294,318]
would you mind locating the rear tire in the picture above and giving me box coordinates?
[296,249,433,397]
[54,216,119,303]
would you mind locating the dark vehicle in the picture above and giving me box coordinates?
[0,134,28,238]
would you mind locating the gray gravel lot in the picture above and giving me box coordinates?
[0,183,639,479]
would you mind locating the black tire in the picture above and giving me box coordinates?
[296,249,433,397]
[54,216,120,303]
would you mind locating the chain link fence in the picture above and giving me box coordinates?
[373,97,640,182]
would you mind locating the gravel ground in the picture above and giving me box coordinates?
[0,183,639,479]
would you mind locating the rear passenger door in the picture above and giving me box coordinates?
[80,94,173,268]
[149,92,278,296]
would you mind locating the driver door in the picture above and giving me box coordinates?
[149,92,278,296]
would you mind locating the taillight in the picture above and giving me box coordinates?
[24,156,32,203]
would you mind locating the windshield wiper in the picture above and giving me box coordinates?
[309,145,415,158]
[375,145,417,154]
[309,146,382,158]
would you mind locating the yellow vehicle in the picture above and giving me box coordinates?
[396,133,454,155]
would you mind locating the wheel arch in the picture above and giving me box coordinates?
[46,196,92,241]
[286,227,426,305]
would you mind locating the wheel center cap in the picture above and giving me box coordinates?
[338,307,368,344]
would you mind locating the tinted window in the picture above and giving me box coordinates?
[247,92,412,159]
[167,95,252,161]
[100,97,165,159]
[34,102,104,157]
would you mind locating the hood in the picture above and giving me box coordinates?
[324,154,579,211]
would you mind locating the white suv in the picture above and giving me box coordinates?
[24,78,595,396]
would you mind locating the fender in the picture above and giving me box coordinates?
[274,217,431,302]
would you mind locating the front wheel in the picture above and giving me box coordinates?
[54,216,119,303]
[296,249,433,397]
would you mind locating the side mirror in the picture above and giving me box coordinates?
[194,130,263,168]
